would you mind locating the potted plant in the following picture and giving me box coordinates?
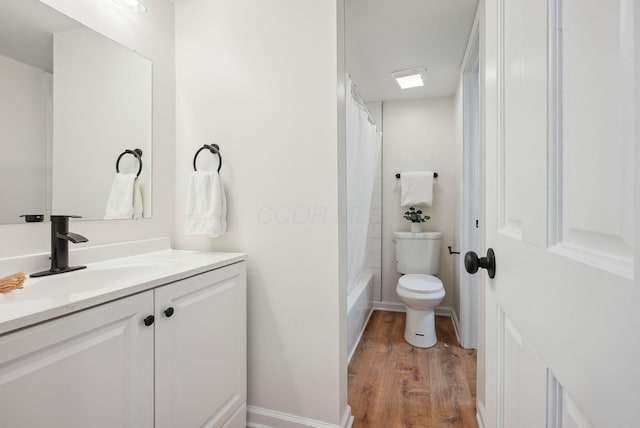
[403,207,430,232]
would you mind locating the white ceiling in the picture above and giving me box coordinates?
[346,0,478,102]
[0,0,81,72]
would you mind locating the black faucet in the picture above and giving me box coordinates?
[31,216,89,277]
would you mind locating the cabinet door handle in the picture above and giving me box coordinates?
[164,307,175,318]
[143,315,155,326]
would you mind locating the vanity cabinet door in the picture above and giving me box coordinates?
[154,262,247,428]
[0,291,155,428]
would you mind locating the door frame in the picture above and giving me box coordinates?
[460,22,481,350]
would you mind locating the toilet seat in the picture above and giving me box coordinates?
[398,274,443,294]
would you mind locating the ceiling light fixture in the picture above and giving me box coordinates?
[391,68,428,89]
[113,0,147,13]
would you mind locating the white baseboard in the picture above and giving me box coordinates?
[435,306,462,345]
[436,306,462,345]
[342,406,354,428]
[476,400,487,428]
[372,301,405,312]
[373,302,457,320]
[247,405,353,428]
[434,306,452,317]
[348,307,373,364]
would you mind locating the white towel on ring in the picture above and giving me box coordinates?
[184,171,227,237]
[104,173,137,219]
[400,171,434,207]
[132,178,143,219]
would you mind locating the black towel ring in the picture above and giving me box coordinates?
[116,148,143,178]
[193,143,222,173]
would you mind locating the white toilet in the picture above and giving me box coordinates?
[394,231,445,348]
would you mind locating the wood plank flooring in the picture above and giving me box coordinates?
[348,311,477,428]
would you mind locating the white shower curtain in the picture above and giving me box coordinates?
[346,75,380,291]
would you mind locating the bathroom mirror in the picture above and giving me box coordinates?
[0,0,152,224]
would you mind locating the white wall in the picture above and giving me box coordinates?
[0,54,48,224]
[52,27,152,219]
[174,0,348,426]
[381,97,457,307]
[0,0,175,258]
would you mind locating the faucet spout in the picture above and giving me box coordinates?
[30,216,89,277]
[56,232,89,244]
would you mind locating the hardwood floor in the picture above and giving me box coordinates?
[348,311,477,428]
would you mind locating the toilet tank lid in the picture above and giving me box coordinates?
[393,231,442,240]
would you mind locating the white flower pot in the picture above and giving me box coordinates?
[410,223,422,233]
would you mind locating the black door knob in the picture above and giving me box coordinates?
[164,307,174,318]
[143,315,155,326]
[464,248,496,278]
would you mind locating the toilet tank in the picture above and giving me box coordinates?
[393,231,442,274]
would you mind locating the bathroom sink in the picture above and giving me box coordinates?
[19,252,213,296]
[91,263,171,282]
[92,260,175,275]
[0,248,247,336]
[22,263,169,294]
[10,258,177,303]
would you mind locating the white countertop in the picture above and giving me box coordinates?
[0,249,246,335]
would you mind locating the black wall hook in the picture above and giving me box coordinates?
[193,143,222,173]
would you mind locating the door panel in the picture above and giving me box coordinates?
[562,390,595,428]
[500,0,547,245]
[481,0,639,427]
[501,316,547,428]
[553,0,634,278]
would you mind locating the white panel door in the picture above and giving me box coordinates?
[480,0,639,427]
[0,291,154,428]
[155,263,247,428]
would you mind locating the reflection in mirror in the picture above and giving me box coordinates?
[0,0,152,224]
[51,26,152,220]
[0,1,64,224]
[0,52,49,224]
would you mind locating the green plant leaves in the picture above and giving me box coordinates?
[402,206,430,223]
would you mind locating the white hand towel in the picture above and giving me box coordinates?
[184,171,227,237]
[400,171,435,207]
[104,173,137,219]
[133,179,143,219]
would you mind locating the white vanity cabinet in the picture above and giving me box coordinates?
[0,291,155,427]
[0,259,246,428]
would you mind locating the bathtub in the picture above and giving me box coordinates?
[347,271,374,363]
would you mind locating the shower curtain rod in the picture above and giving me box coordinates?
[348,75,376,126]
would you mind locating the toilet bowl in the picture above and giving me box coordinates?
[396,274,445,348]
[393,231,445,348]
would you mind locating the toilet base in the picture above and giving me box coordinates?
[404,308,437,348]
